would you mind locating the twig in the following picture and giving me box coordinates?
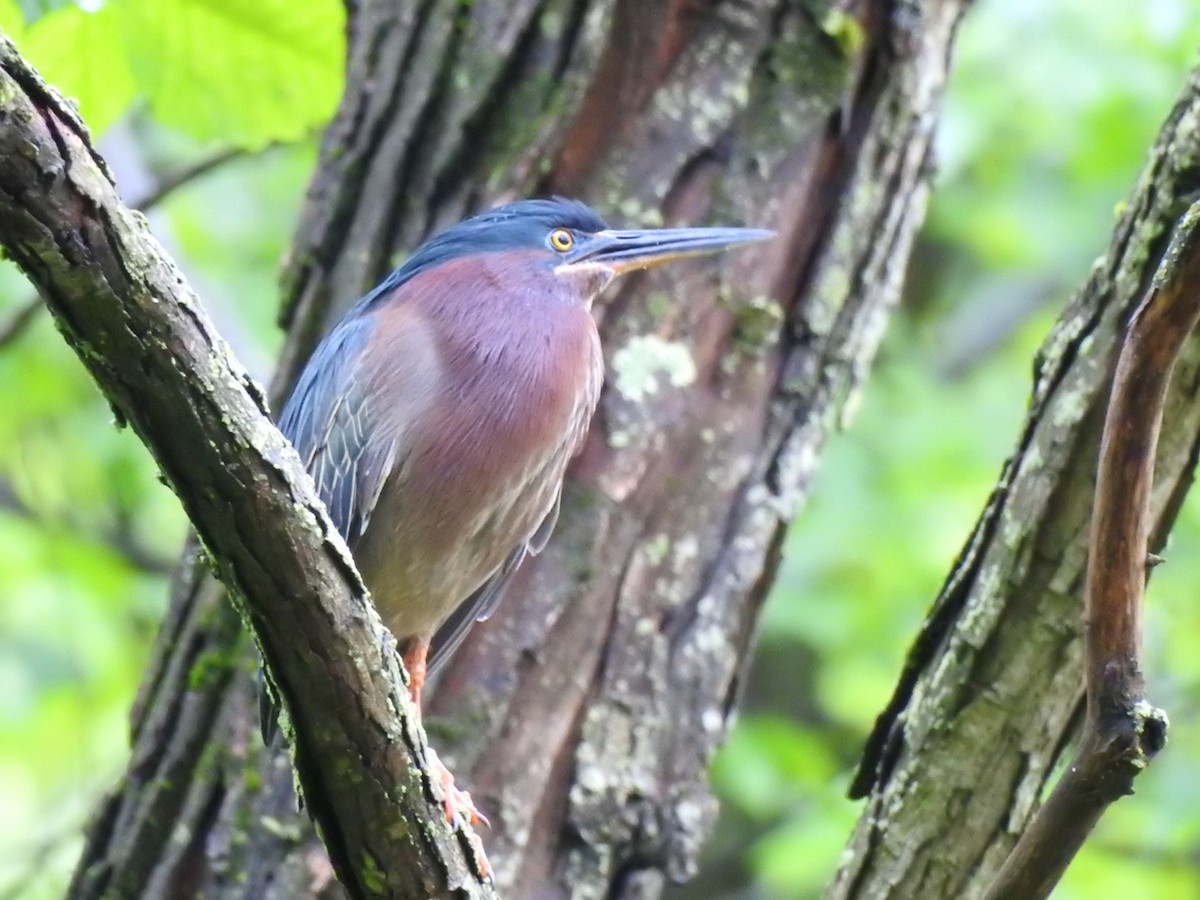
[0,144,260,352]
[981,202,1200,899]
[125,145,253,212]
[0,818,83,900]
[0,294,39,348]
[0,478,175,574]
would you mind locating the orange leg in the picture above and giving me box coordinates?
[402,637,429,709]
[401,638,491,830]
[401,638,491,879]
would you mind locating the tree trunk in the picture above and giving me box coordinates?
[833,62,1200,900]
[66,1,964,897]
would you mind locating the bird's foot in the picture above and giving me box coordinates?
[426,745,490,828]
[425,747,492,880]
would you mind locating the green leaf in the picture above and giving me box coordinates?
[117,0,344,148]
[20,2,137,134]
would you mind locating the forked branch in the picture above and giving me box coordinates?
[982,203,1200,899]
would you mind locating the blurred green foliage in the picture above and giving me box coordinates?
[2,1,1200,898]
[0,0,343,144]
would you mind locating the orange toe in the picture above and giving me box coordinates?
[425,746,490,828]
[424,747,491,880]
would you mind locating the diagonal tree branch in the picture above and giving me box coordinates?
[836,61,1200,900]
[981,203,1200,900]
[0,32,493,900]
[0,142,279,572]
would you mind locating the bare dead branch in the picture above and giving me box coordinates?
[0,478,176,574]
[981,201,1200,900]
[0,143,266,352]
[0,31,494,900]
[0,294,39,348]
[125,144,262,212]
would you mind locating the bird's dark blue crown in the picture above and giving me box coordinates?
[359,198,608,311]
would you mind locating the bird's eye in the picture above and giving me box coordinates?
[549,228,575,252]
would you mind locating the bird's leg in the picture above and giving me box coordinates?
[402,637,429,710]
[401,639,490,830]
[401,638,492,881]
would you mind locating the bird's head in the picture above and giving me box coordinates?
[370,198,774,310]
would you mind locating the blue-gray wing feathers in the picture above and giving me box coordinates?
[279,316,394,545]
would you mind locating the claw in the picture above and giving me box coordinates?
[425,747,492,879]
[428,747,490,828]
[402,639,491,879]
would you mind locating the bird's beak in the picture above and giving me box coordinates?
[565,226,775,274]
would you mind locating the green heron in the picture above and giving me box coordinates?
[271,197,771,832]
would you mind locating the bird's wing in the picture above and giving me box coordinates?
[261,314,399,744]
[427,488,563,674]
[278,315,395,546]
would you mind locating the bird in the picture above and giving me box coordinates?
[268,196,772,836]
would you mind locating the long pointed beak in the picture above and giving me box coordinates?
[565,226,775,273]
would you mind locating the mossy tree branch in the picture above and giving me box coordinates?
[982,204,1200,900]
[0,32,492,900]
[838,62,1200,900]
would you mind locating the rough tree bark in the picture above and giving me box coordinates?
[834,62,1200,900]
[56,1,965,898]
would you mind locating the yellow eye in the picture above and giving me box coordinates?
[549,228,575,252]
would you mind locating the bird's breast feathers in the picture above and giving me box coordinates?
[352,284,602,634]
